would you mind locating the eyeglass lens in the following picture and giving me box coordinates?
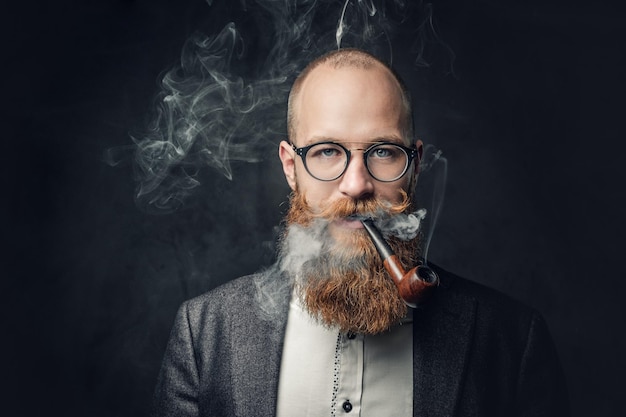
[304,143,409,181]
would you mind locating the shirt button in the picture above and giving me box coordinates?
[347,332,356,340]
[342,400,353,412]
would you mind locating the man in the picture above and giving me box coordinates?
[153,48,569,416]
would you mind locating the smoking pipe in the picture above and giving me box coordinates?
[361,218,439,307]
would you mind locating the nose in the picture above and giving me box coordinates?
[337,153,375,199]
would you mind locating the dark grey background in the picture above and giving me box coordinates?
[3,0,624,416]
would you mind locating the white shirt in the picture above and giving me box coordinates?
[276,294,413,417]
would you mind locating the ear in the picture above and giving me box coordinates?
[407,139,423,193]
[414,139,424,169]
[279,140,297,191]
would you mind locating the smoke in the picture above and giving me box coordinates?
[131,21,289,211]
[377,208,427,240]
[277,220,325,275]
[254,220,326,324]
[336,0,378,50]
[414,144,447,262]
[257,201,430,321]
[117,0,453,316]
[127,0,449,212]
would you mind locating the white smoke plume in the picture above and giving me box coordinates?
[129,0,449,212]
[378,208,427,240]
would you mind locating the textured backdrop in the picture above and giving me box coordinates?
[4,0,624,416]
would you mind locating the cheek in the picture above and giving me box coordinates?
[375,182,409,204]
[297,177,336,210]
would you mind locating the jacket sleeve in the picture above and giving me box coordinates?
[152,302,200,417]
[516,313,570,417]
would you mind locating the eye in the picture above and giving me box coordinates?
[309,143,344,159]
[369,145,400,160]
[321,148,340,157]
[373,148,392,158]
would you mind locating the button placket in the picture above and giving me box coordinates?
[333,332,363,415]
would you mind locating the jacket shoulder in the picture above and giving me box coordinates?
[185,274,261,311]
[182,267,291,326]
[433,263,541,322]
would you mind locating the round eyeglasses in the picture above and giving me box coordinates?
[291,141,418,182]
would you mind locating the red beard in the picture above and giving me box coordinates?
[280,191,421,334]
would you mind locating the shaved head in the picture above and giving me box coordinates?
[287,48,414,145]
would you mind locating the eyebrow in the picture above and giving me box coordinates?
[302,135,406,146]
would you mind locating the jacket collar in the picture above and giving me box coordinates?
[412,266,477,417]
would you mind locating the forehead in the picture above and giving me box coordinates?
[296,63,403,110]
[293,64,405,145]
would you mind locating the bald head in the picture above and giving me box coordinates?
[287,49,414,145]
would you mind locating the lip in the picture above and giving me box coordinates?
[334,218,365,229]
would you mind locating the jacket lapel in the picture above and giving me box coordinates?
[230,273,291,417]
[412,280,477,417]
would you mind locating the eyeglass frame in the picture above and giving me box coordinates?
[290,140,419,182]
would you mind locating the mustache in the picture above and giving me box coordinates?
[312,190,411,221]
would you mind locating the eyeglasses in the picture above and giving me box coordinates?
[291,141,418,182]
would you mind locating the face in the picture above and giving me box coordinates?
[279,64,422,235]
[278,63,423,333]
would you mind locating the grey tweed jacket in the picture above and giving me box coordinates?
[153,264,569,417]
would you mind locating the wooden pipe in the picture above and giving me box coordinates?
[361,218,438,307]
